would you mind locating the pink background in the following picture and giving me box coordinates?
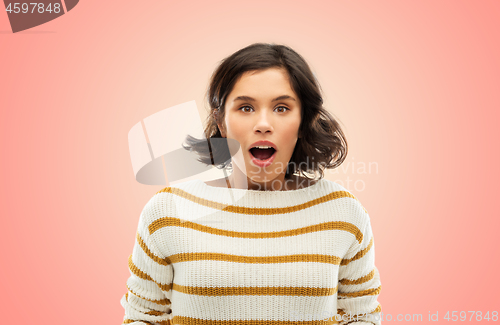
[1,1,499,324]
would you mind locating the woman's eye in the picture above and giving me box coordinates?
[275,106,289,113]
[238,106,289,113]
[239,106,253,112]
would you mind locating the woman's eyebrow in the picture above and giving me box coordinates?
[233,95,296,102]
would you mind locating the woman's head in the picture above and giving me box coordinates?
[216,67,302,186]
[184,42,348,182]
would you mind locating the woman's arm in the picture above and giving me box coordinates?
[120,196,173,325]
[337,215,382,324]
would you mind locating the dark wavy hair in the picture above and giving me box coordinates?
[182,42,348,180]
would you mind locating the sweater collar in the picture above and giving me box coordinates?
[169,178,330,208]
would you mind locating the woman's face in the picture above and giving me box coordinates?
[218,67,302,189]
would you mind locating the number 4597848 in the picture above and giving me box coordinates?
[5,3,62,14]
[443,311,498,321]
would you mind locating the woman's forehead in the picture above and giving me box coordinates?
[229,69,297,98]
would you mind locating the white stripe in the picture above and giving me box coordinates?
[152,228,355,258]
[170,293,338,321]
[173,261,340,288]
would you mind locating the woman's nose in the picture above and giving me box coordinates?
[253,110,274,133]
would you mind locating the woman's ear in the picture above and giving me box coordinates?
[214,108,226,138]
[218,123,226,138]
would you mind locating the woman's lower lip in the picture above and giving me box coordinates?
[249,151,276,168]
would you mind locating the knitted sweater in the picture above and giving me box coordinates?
[120,178,382,325]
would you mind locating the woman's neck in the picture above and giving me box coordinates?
[221,173,312,191]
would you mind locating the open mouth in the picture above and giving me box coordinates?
[249,147,276,160]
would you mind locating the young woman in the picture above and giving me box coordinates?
[121,43,382,325]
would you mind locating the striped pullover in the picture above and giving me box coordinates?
[120,178,382,325]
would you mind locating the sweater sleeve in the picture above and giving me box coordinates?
[120,196,174,325]
[337,214,382,325]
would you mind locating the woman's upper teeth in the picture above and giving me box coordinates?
[253,146,273,149]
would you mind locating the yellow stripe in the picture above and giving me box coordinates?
[155,186,364,215]
[123,320,154,325]
[136,232,172,265]
[149,217,363,244]
[372,304,382,313]
[168,252,342,265]
[146,310,166,316]
[122,320,136,324]
[128,254,154,281]
[339,269,375,285]
[340,237,373,266]
[171,316,338,324]
[338,285,381,298]
[128,255,172,291]
[172,283,338,296]
[127,284,171,305]
[337,303,382,319]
